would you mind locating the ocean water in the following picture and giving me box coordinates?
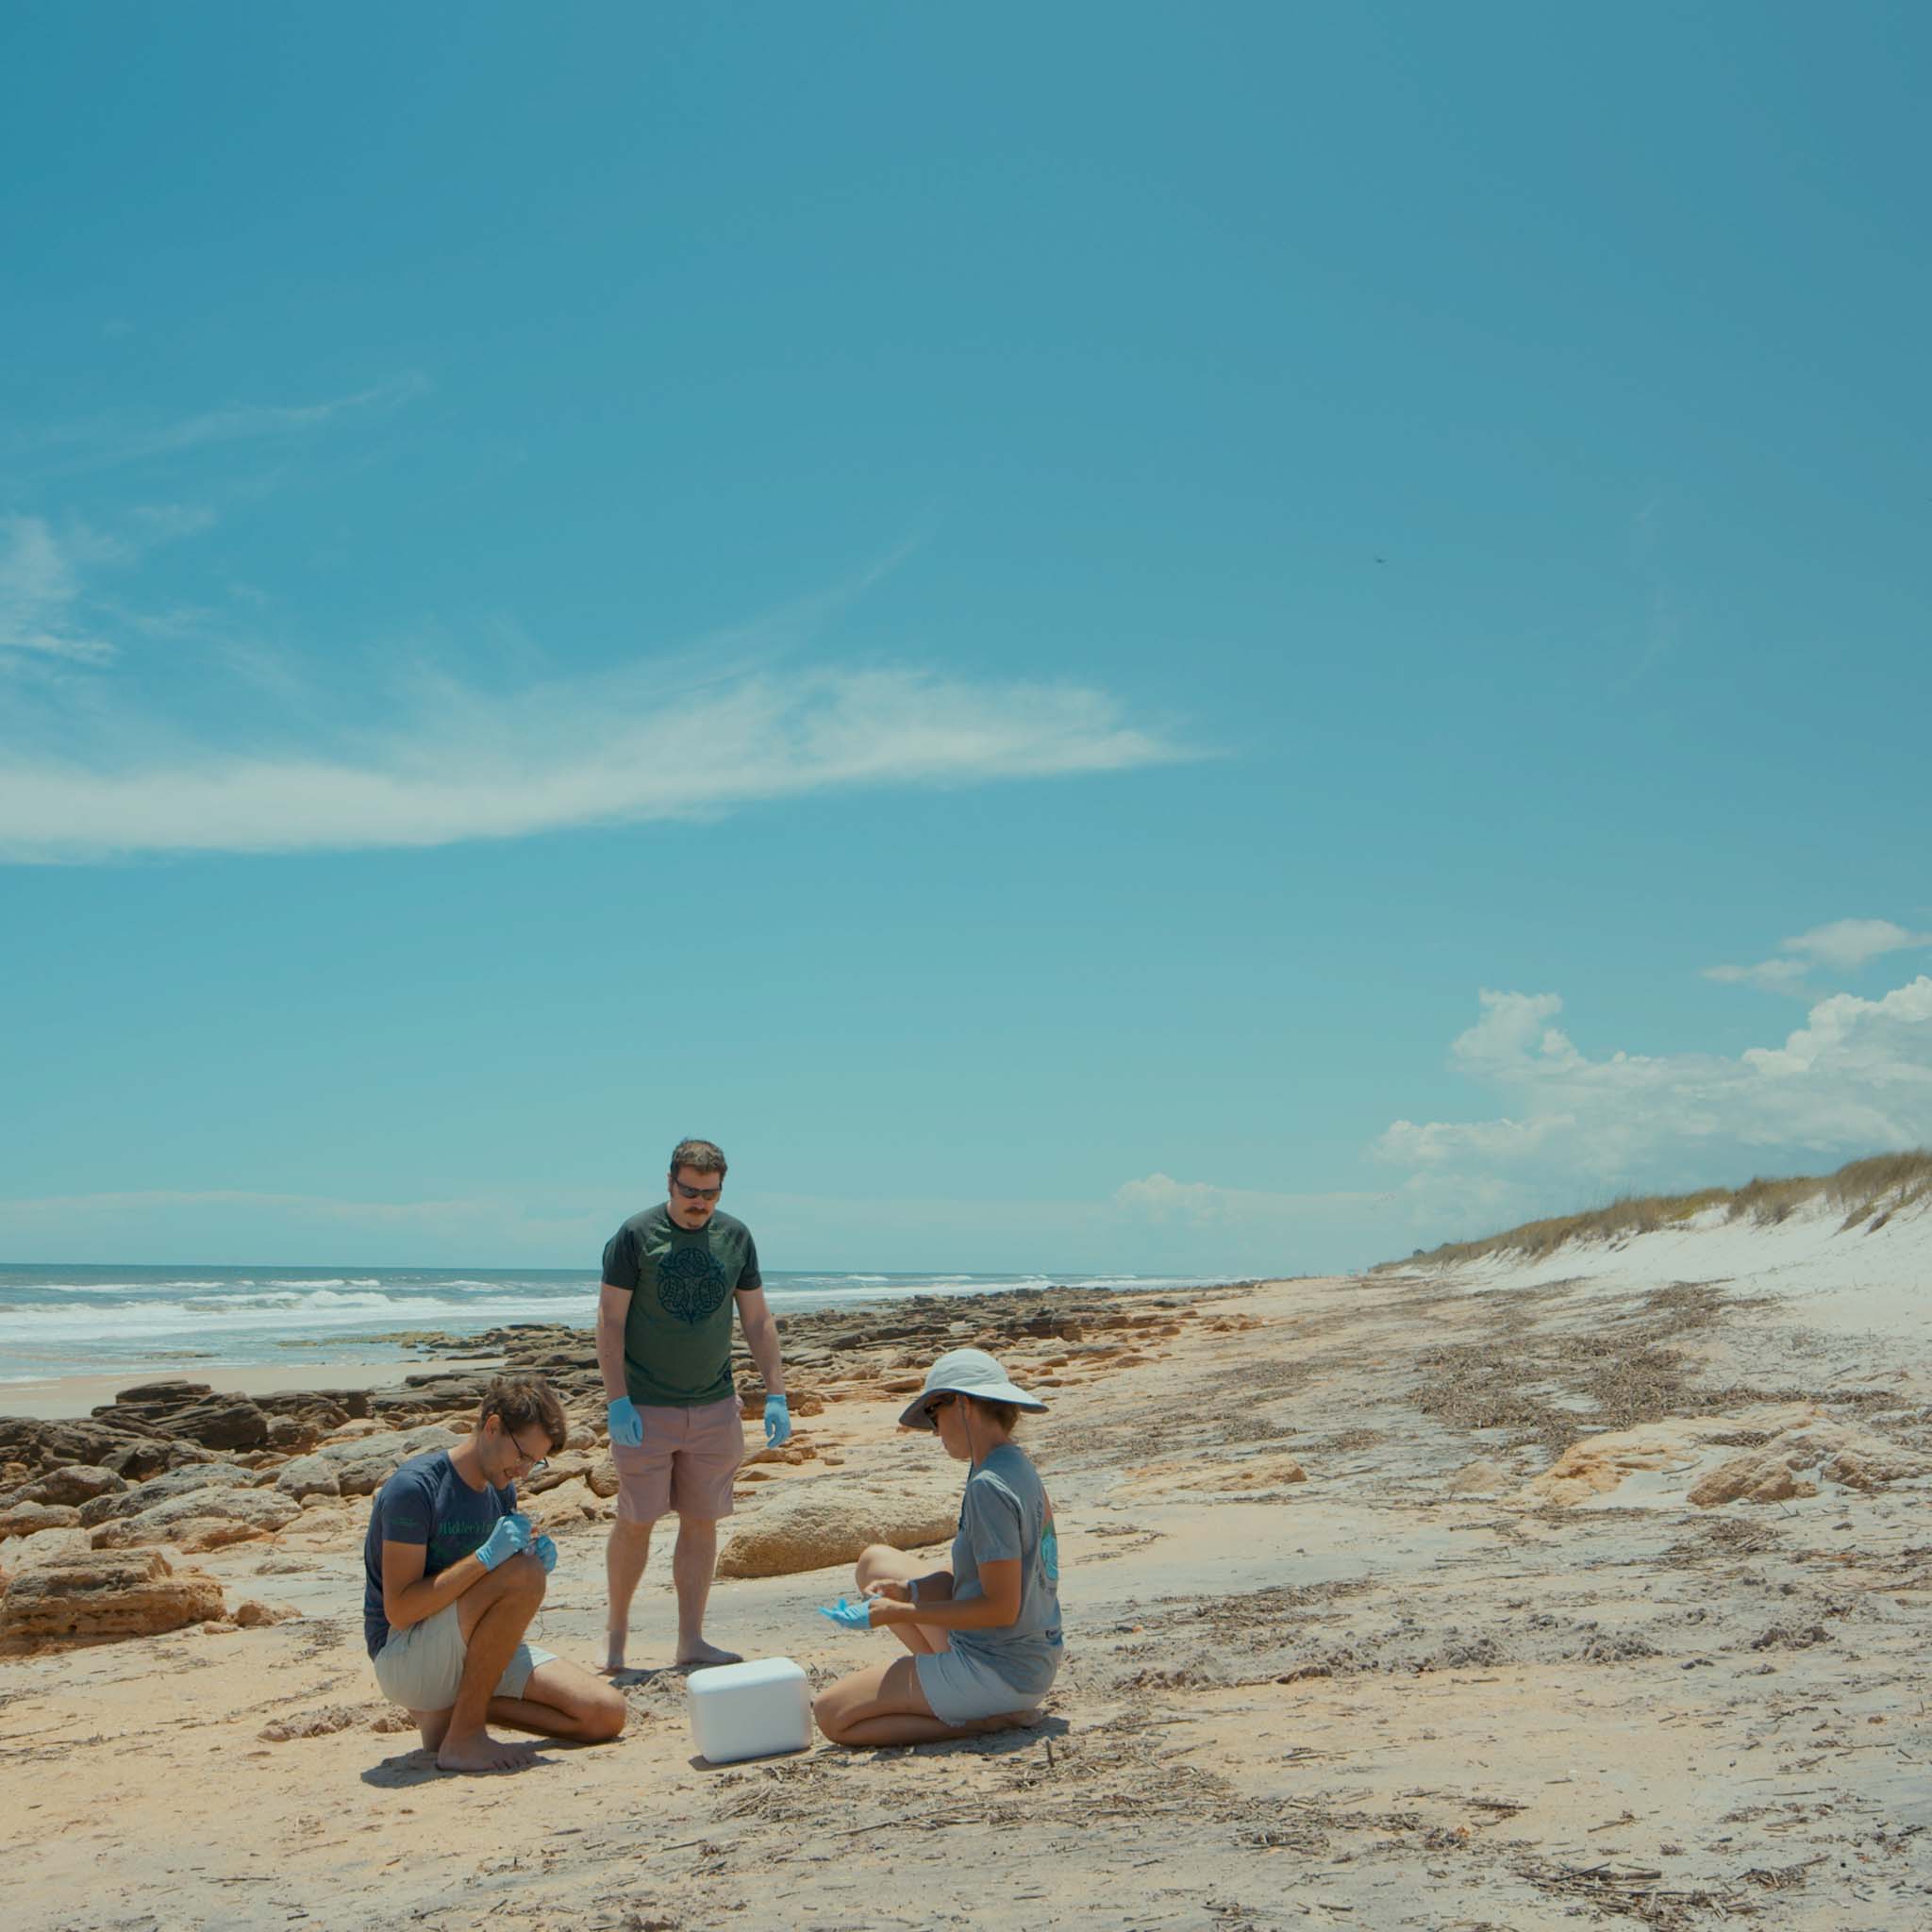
[0,1263,1221,1384]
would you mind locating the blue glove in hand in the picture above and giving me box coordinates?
[816,1596,874,1632]
[763,1392,791,1449]
[475,1513,533,1572]
[608,1396,643,1447]
[533,1533,558,1574]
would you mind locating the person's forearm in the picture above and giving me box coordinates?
[874,1591,1014,1634]
[743,1305,784,1394]
[386,1553,485,1630]
[595,1305,629,1403]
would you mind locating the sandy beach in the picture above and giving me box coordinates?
[3,1215,1929,1932]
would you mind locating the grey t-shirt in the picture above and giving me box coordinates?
[602,1204,762,1407]
[947,1441,1063,1698]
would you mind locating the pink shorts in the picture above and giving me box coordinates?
[610,1394,745,1524]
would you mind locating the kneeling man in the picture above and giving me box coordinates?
[362,1375,626,1773]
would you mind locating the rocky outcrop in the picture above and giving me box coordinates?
[0,1524,92,1579]
[79,1460,268,1528]
[0,1548,225,1649]
[272,1424,464,1501]
[718,1473,959,1579]
[0,1500,82,1539]
[92,1390,271,1452]
[90,1485,302,1552]
[1821,1444,1930,1491]
[1,1465,126,1509]
[1689,1453,1820,1508]
[0,1415,196,1484]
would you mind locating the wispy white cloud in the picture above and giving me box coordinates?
[1703,957,1811,993]
[1705,918,1932,992]
[0,662,1189,862]
[0,514,118,663]
[1375,972,1932,1231]
[0,504,225,671]
[8,374,429,477]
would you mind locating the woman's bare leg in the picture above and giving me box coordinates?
[813,1656,1040,1747]
[853,1544,950,1657]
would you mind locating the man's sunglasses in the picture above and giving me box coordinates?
[671,1178,724,1202]
[921,1392,957,1424]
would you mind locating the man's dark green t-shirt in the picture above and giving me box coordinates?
[601,1204,762,1407]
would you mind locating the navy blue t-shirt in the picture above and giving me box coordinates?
[361,1449,517,1659]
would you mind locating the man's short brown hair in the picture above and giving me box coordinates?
[670,1138,727,1176]
[477,1375,569,1455]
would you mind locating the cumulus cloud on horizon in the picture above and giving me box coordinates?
[1705,918,1932,992]
[1375,972,1932,1224]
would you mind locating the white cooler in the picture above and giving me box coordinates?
[688,1656,814,1764]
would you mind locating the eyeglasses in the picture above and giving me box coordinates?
[506,1426,550,1477]
[671,1178,724,1202]
[921,1392,957,1424]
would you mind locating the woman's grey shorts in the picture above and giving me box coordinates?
[373,1601,556,1711]
[914,1643,1049,1724]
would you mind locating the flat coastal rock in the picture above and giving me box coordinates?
[718,1472,960,1579]
[0,1415,198,1484]
[90,1485,302,1552]
[0,1548,225,1650]
[1,1465,127,1509]
[0,1499,83,1539]
[273,1423,466,1501]
[79,1460,268,1527]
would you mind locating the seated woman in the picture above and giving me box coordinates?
[813,1347,1062,1746]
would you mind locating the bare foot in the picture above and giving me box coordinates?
[598,1632,629,1676]
[436,1728,538,1774]
[675,1638,743,1667]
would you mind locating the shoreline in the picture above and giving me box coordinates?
[0,1278,1254,1428]
[0,1356,506,1424]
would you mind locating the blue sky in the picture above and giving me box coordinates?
[3,4,1928,1274]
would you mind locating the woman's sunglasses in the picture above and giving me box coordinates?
[921,1392,957,1424]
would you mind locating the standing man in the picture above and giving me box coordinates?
[597,1137,790,1673]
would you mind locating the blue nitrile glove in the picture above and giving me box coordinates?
[763,1392,791,1449]
[608,1396,643,1447]
[475,1513,534,1572]
[533,1533,558,1574]
[816,1597,875,1632]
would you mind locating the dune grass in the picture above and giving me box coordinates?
[1377,1149,1932,1273]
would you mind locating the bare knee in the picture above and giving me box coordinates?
[586,1684,627,1741]
[812,1690,854,1745]
[854,1543,898,1588]
[501,1551,547,1600]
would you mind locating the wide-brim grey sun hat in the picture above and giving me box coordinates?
[897,1347,1049,1430]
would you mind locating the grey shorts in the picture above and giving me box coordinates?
[372,1601,556,1712]
[915,1644,1051,1725]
